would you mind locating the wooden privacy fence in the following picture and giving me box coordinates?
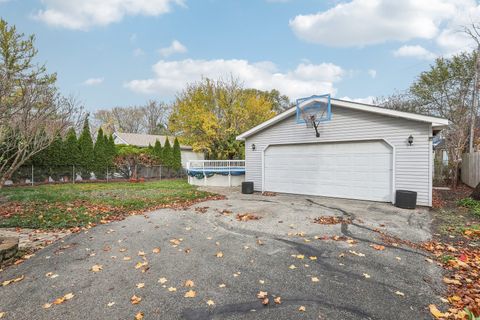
[462,152,480,188]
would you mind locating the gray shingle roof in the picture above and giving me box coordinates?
[113,132,192,150]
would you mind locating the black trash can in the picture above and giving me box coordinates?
[242,181,254,194]
[395,190,417,209]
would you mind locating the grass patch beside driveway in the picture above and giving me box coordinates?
[0,179,217,229]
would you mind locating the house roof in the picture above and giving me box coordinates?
[113,132,192,150]
[236,98,450,141]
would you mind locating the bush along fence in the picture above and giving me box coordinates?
[4,115,185,186]
[7,164,184,186]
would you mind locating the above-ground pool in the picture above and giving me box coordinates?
[186,161,245,187]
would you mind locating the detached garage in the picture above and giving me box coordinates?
[236,97,449,206]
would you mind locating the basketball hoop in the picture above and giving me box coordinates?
[296,94,332,138]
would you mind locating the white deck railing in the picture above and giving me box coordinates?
[186,160,245,187]
[186,160,245,172]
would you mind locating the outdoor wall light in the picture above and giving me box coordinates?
[408,135,414,146]
[251,143,256,151]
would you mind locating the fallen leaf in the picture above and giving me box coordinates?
[443,277,461,285]
[274,296,282,304]
[123,256,131,261]
[395,291,404,297]
[219,283,226,288]
[0,312,4,318]
[311,277,319,282]
[257,291,268,299]
[309,256,317,261]
[370,244,386,251]
[158,277,168,284]
[184,290,196,298]
[42,303,52,309]
[138,251,146,256]
[296,255,305,259]
[107,302,115,307]
[259,280,265,284]
[289,265,297,270]
[152,248,161,254]
[46,272,59,279]
[91,265,103,272]
[184,280,195,287]
[429,304,445,319]
[168,287,177,292]
[130,295,142,305]
[261,297,269,305]
[135,312,144,320]
[64,293,74,300]
[2,275,25,286]
[363,273,371,279]
[215,252,224,258]
[206,300,215,306]
[136,283,145,289]
[349,250,366,257]
[135,261,148,269]
[298,306,306,312]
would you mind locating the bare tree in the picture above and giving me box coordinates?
[143,100,169,134]
[0,19,81,187]
[464,24,480,153]
[94,101,170,135]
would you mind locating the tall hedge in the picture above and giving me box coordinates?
[93,128,107,178]
[64,128,79,165]
[153,140,162,161]
[172,137,182,171]
[77,116,94,178]
[162,138,172,168]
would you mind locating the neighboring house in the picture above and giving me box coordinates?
[112,132,204,168]
[236,97,449,207]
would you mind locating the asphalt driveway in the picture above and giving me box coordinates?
[0,188,444,320]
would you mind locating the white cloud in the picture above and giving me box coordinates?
[393,45,437,60]
[368,69,377,79]
[340,96,375,104]
[158,40,187,57]
[125,59,345,99]
[35,0,184,30]
[289,0,480,54]
[83,77,104,86]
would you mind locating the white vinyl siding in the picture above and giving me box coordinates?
[245,105,432,206]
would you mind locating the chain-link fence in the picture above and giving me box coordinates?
[5,165,186,187]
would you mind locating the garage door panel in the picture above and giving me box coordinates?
[264,141,392,202]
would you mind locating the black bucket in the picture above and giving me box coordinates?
[395,190,417,209]
[242,181,254,194]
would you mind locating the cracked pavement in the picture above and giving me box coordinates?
[0,188,444,319]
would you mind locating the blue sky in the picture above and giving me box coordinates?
[1,0,478,111]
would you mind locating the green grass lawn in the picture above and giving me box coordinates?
[0,179,215,229]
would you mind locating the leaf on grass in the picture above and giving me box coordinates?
[135,312,144,320]
[130,295,142,305]
[91,265,103,272]
[443,277,461,285]
[184,280,195,287]
[184,290,196,298]
[2,275,25,286]
[429,304,446,319]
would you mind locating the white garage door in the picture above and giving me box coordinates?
[264,141,393,202]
